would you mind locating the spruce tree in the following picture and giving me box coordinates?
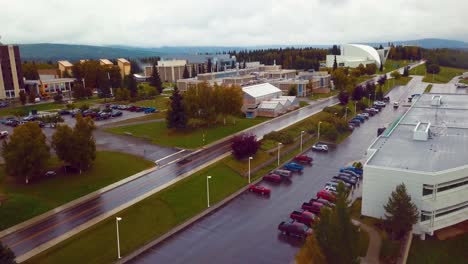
[207,59,212,73]
[166,86,187,129]
[384,183,418,239]
[182,65,190,78]
[379,63,384,72]
[333,55,338,71]
[150,64,163,94]
[0,241,16,264]
[191,64,197,77]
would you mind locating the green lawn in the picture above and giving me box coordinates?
[299,101,309,107]
[355,75,374,84]
[134,97,169,110]
[409,64,466,83]
[25,162,246,264]
[308,90,338,101]
[408,234,468,264]
[381,59,411,74]
[0,151,154,230]
[382,76,412,94]
[106,117,269,149]
[460,79,468,85]
[424,84,433,93]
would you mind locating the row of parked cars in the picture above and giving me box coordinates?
[58,108,123,121]
[2,116,45,128]
[248,155,313,195]
[110,104,158,114]
[277,165,364,238]
[349,100,387,129]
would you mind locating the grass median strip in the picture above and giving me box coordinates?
[105,117,269,149]
[0,151,155,230]
[409,64,465,83]
[25,162,246,264]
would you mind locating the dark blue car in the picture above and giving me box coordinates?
[284,162,304,172]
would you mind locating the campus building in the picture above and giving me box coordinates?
[362,93,468,238]
[99,59,114,68]
[326,44,390,69]
[58,60,73,77]
[117,58,131,78]
[242,83,299,118]
[0,45,24,99]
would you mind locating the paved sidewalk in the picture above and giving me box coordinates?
[355,220,382,264]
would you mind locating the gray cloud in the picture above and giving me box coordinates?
[0,0,466,46]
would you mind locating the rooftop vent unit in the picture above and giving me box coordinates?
[431,95,442,106]
[413,122,431,141]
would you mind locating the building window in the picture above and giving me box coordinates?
[420,211,432,222]
[423,176,468,196]
[423,184,434,196]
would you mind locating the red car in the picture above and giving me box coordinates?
[301,201,325,214]
[316,190,336,202]
[290,210,317,227]
[263,174,282,183]
[248,185,271,195]
[293,155,313,164]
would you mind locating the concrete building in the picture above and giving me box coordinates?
[145,60,187,83]
[242,83,298,118]
[362,93,468,238]
[326,44,390,68]
[99,59,114,68]
[0,45,24,99]
[58,60,73,77]
[117,58,131,78]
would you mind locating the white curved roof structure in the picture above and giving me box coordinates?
[342,44,382,67]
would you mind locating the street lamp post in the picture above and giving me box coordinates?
[354,101,357,114]
[317,121,322,141]
[277,143,282,166]
[116,217,122,259]
[345,107,349,120]
[206,176,212,207]
[300,131,305,151]
[368,93,371,104]
[248,157,253,183]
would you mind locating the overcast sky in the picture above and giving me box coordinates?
[1,0,467,47]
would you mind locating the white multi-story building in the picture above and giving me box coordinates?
[362,93,468,239]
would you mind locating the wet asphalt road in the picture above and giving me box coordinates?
[0,96,340,259]
[129,78,427,264]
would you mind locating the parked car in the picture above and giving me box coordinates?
[330,179,352,189]
[82,110,98,118]
[369,107,380,113]
[349,120,360,127]
[293,155,313,164]
[290,210,317,227]
[383,96,390,102]
[0,101,9,108]
[144,107,158,114]
[5,119,19,127]
[301,201,325,214]
[316,198,335,208]
[455,83,468,88]
[283,162,304,172]
[58,109,71,115]
[35,121,45,128]
[324,185,337,193]
[271,169,292,178]
[278,220,312,238]
[340,169,362,179]
[71,109,82,117]
[263,174,283,183]
[411,93,421,98]
[333,175,357,186]
[353,115,365,122]
[248,185,271,195]
[22,115,37,122]
[340,166,363,176]
[316,190,336,202]
[97,111,111,120]
[374,101,386,107]
[393,102,399,109]
[338,172,359,181]
[312,143,329,152]
[351,117,364,124]
[44,170,56,177]
[111,110,123,117]
[0,131,8,139]
[357,113,369,120]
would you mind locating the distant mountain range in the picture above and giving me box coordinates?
[15,38,468,61]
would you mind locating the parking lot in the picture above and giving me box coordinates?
[0,105,185,163]
[129,79,427,264]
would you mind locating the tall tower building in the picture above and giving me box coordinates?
[0,45,24,99]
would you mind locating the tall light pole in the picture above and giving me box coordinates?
[116,217,122,259]
[206,176,212,208]
[277,143,282,166]
[354,101,357,114]
[317,121,322,141]
[248,157,253,183]
[300,131,305,151]
[368,93,371,104]
[345,107,349,120]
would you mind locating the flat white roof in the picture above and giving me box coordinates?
[158,60,187,67]
[242,83,281,98]
[100,59,113,65]
[117,58,130,64]
[258,101,281,109]
[367,93,468,172]
[58,60,73,67]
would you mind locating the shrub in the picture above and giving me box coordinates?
[319,122,339,141]
[263,131,294,144]
[231,133,261,160]
[390,70,402,80]
[187,118,208,128]
[79,103,90,111]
